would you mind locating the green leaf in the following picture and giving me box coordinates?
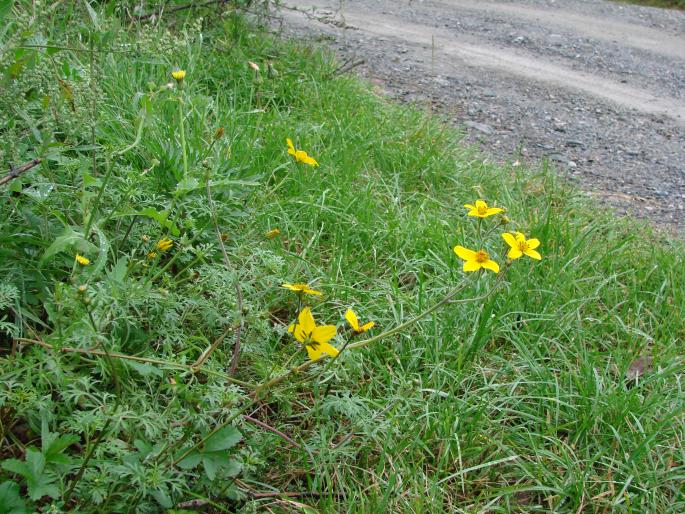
[0,1,14,25]
[202,454,219,481]
[175,450,202,470]
[82,0,100,29]
[127,360,163,378]
[106,256,129,284]
[151,488,172,508]
[3,449,59,501]
[40,226,95,264]
[204,426,242,453]
[0,481,27,514]
[202,452,241,481]
[115,208,180,236]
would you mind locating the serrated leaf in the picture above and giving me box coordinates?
[0,481,27,514]
[204,426,242,453]
[202,453,241,481]
[127,360,163,378]
[202,454,219,481]
[151,488,172,508]
[175,450,201,470]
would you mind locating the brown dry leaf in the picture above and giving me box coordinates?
[625,356,653,381]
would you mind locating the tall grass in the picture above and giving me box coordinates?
[0,2,683,512]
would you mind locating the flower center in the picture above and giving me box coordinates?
[477,205,488,215]
[518,241,529,252]
[475,250,489,263]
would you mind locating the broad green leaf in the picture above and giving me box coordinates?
[4,449,59,501]
[202,452,241,481]
[106,256,129,284]
[126,360,163,378]
[175,450,202,470]
[40,227,94,264]
[0,481,27,514]
[114,208,180,236]
[0,1,13,24]
[202,454,219,481]
[204,426,242,453]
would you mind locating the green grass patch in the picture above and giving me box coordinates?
[1,1,684,512]
[614,0,685,9]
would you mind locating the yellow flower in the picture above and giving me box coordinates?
[464,200,504,218]
[75,254,90,265]
[290,307,338,361]
[171,69,186,82]
[345,309,375,334]
[156,238,173,252]
[265,228,281,239]
[453,245,500,273]
[502,232,541,260]
[147,252,158,260]
[281,282,322,296]
[286,138,319,167]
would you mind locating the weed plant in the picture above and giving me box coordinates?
[0,1,683,512]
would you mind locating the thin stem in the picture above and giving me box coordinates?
[178,98,188,180]
[15,338,250,387]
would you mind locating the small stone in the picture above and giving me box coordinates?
[464,121,494,135]
[566,140,583,147]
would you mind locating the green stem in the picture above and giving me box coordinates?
[178,98,188,179]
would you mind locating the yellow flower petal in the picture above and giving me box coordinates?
[502,232,517,248]
[306,344,324,361]
[523,248,542,260]
[463,260,481,272]
[303,155,319,167]
[463,204,475,210]
[318,341,339,358]
[507,247,523,260]
[481,259,500,273]
[286,138,295,151]
[345,309,360,331]
[475,200,487,210]
[75,254,90,265]
[312,325,337,344]
[303,287,322,296]
[485,207,504,216]
[454,245,477,260]
[527,238,541,250]
[293,324,307,343]
[298,308,316,335]
[360,321,375,332]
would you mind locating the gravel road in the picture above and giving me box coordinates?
[278,0,685,232]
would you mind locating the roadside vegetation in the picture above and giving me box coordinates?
[1,1,683,512]
[615,0,685,8]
